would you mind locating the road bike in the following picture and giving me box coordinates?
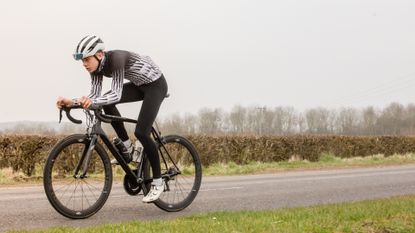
[43,103,202,219]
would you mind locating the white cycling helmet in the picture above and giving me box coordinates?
[73,35,105,60]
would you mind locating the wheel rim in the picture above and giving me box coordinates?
[47,141,110,215]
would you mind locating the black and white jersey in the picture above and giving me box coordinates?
[86,50,163,106]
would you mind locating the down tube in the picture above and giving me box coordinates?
[99,134,138,179]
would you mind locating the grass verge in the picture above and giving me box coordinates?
[9,195,415,233]
[203,153,415,176]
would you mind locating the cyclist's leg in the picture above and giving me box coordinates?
[103,82,144,141]
[134,75,168,179]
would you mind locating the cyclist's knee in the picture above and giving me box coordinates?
[103,104,116,113]
[134,130,151,142]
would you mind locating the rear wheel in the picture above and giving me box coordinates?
[143,135,202,211]
[43,134,112,219]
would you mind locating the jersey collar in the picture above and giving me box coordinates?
[97,53,106,72]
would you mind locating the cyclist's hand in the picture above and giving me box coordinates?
[56,97,73,109]
[79,96,92,109]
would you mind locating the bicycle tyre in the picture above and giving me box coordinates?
[43,134,112,219]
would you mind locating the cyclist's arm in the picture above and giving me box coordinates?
[87,74,103,99]
[89,69,124,107]
[71,74,102,106]
[89,52,127,107]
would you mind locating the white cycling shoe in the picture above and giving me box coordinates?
[143,180,165,203]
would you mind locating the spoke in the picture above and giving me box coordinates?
[179,174,194,189]
[176,177,187,202]
[57,179,76,200]
[80,180,93,207]
[171,179,178,204]
[175,179,183,204]
[163,180,171,204]
[54,178,76,193]
[82,180,101,201]
[64,179,78,208]
[173,166,194,199]
[81,181,84,211]
[163,152,189,204]
[73,180,80,210]
[83,179,103,192]
[59,181,76,203]
[165,178,183,204]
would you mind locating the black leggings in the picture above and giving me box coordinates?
[103,75,168,179]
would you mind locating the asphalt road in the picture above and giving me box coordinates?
[1,164,415,232]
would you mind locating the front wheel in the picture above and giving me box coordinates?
[43,134,112,219]
[143,135,202,212]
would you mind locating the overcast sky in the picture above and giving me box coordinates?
[1,0,415,122]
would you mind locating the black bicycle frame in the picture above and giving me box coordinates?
[64,106,177,183]
[70,112,140,181]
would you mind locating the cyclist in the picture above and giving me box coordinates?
[56,35,168,203]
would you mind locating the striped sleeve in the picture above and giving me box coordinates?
[91,69,124,106]
[87,74,103,99]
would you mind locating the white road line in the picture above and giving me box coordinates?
[240,170,415,186]
[199,187,243,192]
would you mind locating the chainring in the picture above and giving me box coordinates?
[123,169,142,196]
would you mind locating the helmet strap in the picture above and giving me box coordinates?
[94,54,100,63]
[94,52,105,72]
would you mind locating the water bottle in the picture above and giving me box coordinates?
[132,140,144,163]
[113,137,131,163]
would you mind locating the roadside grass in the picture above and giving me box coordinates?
[0,167,42,185]
[1,153,415,185]
[9,195,415,233]
[203,153,415,176]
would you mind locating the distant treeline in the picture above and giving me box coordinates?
[2,102,415,136]
[160,102,415,136]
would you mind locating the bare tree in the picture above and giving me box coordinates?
[161,113,185,134]
[336,107,360,135]
[228,105,247,134]
[377,102,405,135]
[182,113,198,135]
[403,103,415,135]
[305,107,331,134]
[297,113,307,134]
[362,106,378,135]
[271,107,298,135]
[198,108,224,135]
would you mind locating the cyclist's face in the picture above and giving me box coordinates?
[82,56,98,73]
[81,52,103,73]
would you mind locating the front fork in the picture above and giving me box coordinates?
[74,135,97,179]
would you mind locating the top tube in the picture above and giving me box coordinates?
[96,110,138,124]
